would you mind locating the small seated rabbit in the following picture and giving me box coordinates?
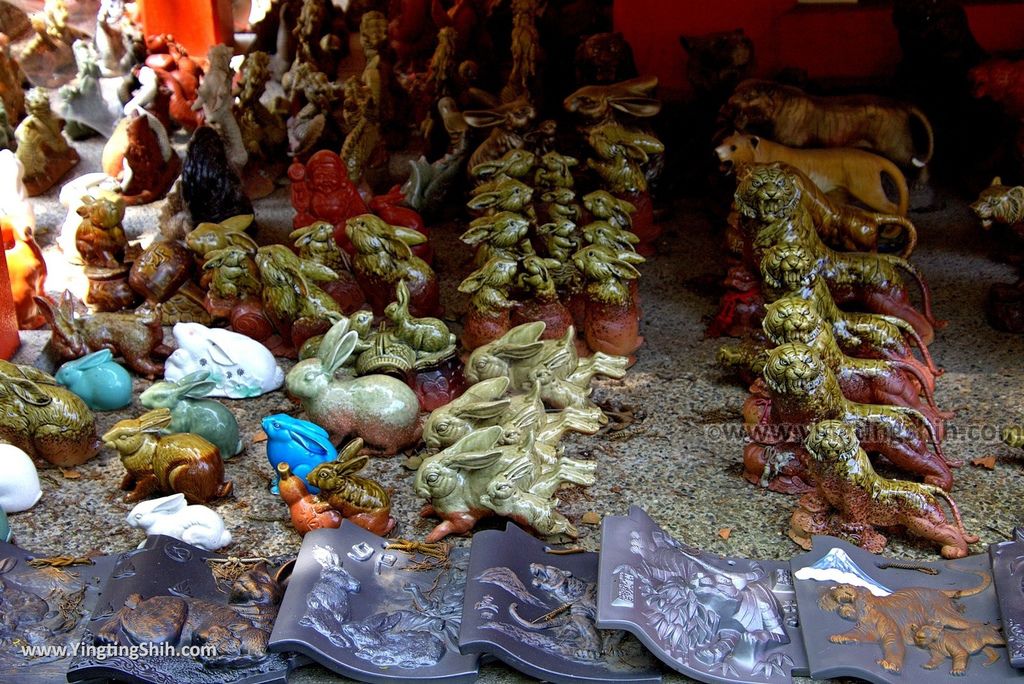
[384,280,455,357]
[126,493,232,551]
[140,370,244,458]
[262,413,337,494]
[164,322,284,399]
[55,348,132,411]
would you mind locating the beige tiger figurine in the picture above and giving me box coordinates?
[736,163,941,343]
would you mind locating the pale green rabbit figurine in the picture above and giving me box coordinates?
[138,370,244,458]
[414,425,596,542]
[285,317,422,453]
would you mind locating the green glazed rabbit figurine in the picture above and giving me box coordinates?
[139,371,244,458]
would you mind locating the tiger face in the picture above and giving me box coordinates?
[763,342,827,396]
[760,245,818,291]
[970,180,1024,229]
[723,79,778,130]
[735,164,801,222]
[763,298,822,345]
[805,419,861,467]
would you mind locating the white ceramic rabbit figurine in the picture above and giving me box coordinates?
[165,322,284,399]
[0,444,42,513]
[126,493,232,550]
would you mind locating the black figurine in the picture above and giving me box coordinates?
[181,126,254,225]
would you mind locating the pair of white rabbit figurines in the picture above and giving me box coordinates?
[126,493,231,551]
[164,323,284,399]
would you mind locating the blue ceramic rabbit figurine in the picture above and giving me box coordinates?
[263,413,337,494]
[138,370,244,459]
[55,349,132,410]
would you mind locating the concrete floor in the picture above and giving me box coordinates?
[8,134,1024,683]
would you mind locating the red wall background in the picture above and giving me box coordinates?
[614,1,1024,98]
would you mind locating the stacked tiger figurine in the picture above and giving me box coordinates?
[716,162,968,558]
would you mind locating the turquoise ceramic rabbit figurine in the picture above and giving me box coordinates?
[55,348,132,411]
[262,413,337,494]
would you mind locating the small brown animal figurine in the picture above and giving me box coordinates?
[306,438,396,536]
[101,108,181,205]
[463,97,537,171]
[817,575,991,675]
[912,620,1005,675]
[75,192,127,269]
[276,462,342,536]
[95,562,281,663]
[0,360,100,467]
[35,290,167,379]
[792,420,976,559]
[103,407,232,504]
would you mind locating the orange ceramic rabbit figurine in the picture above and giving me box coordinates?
[276,462,342,536]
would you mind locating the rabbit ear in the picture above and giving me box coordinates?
[287,429,333,458]
[616,76,659,96]
[500,459,533,483]
[608,96,661,118]
[336,453,369,475]
[394,281,409,305]
[465,376,511,400]
[138,408,174,432]
[224,232,259,252]
[206,339,238,366]
[321,329,359,373]
[459,224,491,245]
[318,318,352,356]
[457,399,511,421]
[152,493,187,513]
[336,437,364,463]
[457,268,489,294]
[392,226,427,246]
[75,349,115,369]
[5,377,52,406]
[470,160,501,178]
[448,448,504,471]
[463,109,506,129]
[447,425,504,454]
[221,214,255,232]
[466,191,500,211]
[297,259,338,283]
[500,322,545,346]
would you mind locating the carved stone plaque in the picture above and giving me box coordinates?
[459,523,662,683]
[596,507,807,683]
[268,521,479,683]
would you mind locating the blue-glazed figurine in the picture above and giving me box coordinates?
[55,349,133,411]
[263,413,337,494]
[138,371,244,459]
[0,508,10,543]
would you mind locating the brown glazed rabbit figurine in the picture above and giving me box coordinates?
[0,360,100,467]
[463,97,537,171]
[103,408,232,504]
[305,438,396,536]
[35,290,168,379]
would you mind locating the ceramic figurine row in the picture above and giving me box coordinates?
[4,508,1024,684]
